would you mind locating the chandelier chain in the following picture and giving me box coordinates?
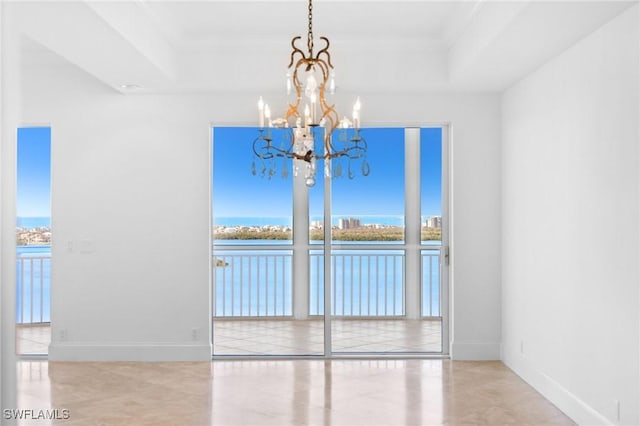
[307,0,314,56]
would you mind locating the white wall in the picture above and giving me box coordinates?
[9,47,503,361]
[502,6,639,425]
[1,1,20,411]
[21,64,214,361]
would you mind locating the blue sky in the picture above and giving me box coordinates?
[17,127,51,218]
[420,127,443,217]
[17,125,442,222]
[212,126,442,220]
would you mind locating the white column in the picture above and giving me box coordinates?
[404,128,421,319]
[323,156,332,356]
[292,160,309,319]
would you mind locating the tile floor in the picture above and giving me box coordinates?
[18,319,442,356]
[16,324,51,355]
[213,319,442,355]
[13,359,576,425]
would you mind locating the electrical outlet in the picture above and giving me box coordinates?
[520,340,524,354]
[191,328,199,341]
[59,329,68,341]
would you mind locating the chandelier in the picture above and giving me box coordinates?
[252,0,368,187]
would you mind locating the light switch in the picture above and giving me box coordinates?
[79,240,95,253]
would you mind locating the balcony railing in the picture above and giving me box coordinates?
[16,255,51,324]
[213,248,441,318]
[213,251,293,317]
[422,249,441,317]
[309,251,405,316]
[16,248,441,323]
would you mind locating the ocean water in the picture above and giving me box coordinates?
[14,216,441,323]
[16,246,51,323]
[17,217,50,229]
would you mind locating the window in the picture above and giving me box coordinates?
[16,127,52,355]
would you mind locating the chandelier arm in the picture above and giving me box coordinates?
[315,58,330,91]
[289,37,307,68]
[285,104,300,122]
[315,37,333,69]
[324,133,341,156]
[253,128,300,160]
[256,144,298,160]
[253,137,275,160]
[285,59,308,124]
[320,102,338,128]
[327,145,366,160]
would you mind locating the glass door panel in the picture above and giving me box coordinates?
[329,128,415,353]
[212,127,324,356]
[420,127,445,353]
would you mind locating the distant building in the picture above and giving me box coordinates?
[338,218,361,230]
[310,221,323,229]
[425,216,442,229]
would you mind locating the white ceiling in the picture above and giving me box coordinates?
[139,1,467,47]
[15,0,638,94]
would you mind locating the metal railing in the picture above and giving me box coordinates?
[309,250,405,316]
[213,248,441,318]
[16,255,51,324]
[15,249,440,322]
[213,250,293,317]
[421,249,441,317]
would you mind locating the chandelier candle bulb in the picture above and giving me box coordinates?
[310,92,317,123]
[353,97,362,129]
[258,97,265,128]
[264,104,271,127]
[329,71,336,94]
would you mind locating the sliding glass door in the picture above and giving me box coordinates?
[211,126,447,356]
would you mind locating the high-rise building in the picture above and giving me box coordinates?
[338,217,361,229]
[425,216,442,229]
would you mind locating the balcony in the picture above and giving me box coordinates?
[17,248,444,355]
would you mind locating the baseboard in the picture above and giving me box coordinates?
[450,341,501,360]
[502,348,611,425]
[48,342,212,361]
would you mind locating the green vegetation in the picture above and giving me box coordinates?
[421,227,442,241]
[214,226,441,241]
[311,227,404,241]
[214,229,292,240]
